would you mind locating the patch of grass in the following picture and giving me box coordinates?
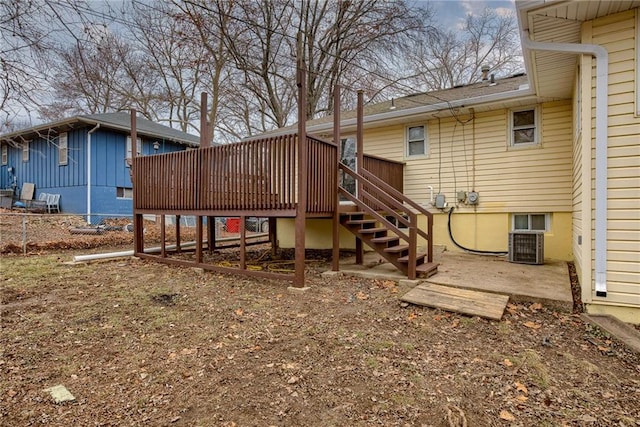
[518,349,550,389]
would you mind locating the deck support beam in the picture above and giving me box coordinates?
[240,216,246,270]
[294,33,307,288]
[196,215,203,264]
[355,90,364,265]
[332,85,341,272]
[175,215,181,253]
[160,215,166,258]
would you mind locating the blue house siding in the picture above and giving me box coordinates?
[2,114,195,217]
[0,130,87,204]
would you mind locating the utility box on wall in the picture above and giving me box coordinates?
[508,232,544,265]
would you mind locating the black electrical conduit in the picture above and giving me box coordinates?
[447,206,508,256]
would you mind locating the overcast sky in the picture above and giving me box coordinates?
[426,0,516,28]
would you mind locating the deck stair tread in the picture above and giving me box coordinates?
[401,283,508,320]
[346,219,378,226]
[371,236,400,244]
[398,252,427,263]
[357,227,387,235]
[384,245,409,253]
[416,263,438,277]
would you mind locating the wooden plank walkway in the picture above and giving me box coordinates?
[400,283,509,320]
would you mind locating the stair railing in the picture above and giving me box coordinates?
[339,164,420,278]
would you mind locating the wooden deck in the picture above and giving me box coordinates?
[129,127,419,287]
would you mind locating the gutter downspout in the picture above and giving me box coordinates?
[521,31,609,297]
[87,124,100,225]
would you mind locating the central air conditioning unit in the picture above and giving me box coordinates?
[508,232,544,265]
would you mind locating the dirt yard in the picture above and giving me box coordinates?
[1,246,639,426]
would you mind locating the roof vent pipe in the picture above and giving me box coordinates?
[481,65,490,81]
[520,30,609,297]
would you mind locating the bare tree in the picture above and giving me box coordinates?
[405,7,522,91]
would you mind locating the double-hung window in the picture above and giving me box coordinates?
[510,107,539,147]
[126,136,142,165]
[59,133,68,166]
[22,141,29,162]
[406,125,427,157]
[1,145,6,165]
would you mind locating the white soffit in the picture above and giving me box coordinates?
[521,0,640,98]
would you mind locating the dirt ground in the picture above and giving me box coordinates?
[2,244,640,427]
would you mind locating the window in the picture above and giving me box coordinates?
[513,213,548,232]
[510,107,538,146]
[116,187,133,199]
[126,136,142,162]
[406,125,426,157]
[1,144,6,165]
[22,141,29,162]
[59,133,68,166]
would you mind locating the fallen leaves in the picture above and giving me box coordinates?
[503,359,514,367]
[523,321,541,330]
[499,410,515,421]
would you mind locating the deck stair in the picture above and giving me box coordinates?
[340,212,438,278]
[338,164,437,280]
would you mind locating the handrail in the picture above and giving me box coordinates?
[340,163,420,278]
[358,167,433,263]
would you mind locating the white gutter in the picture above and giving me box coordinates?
[86,124,100,225]
[521,31,609,297]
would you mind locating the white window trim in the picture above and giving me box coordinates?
[1,144,7,165]
[126,136,142,163]
[509,106,540,148]
[512,213,550,232]
[405,124,428,158]
[59,133,68,166]
[22,141,29,162]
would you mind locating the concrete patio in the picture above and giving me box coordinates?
[334,247,574,312]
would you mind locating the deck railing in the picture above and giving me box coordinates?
[362,154,404,193]
[133,133,339,215]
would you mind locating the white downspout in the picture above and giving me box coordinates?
[521,32,609,297]
[87,124,100,225]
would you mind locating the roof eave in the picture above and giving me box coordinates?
[294,86,537,137]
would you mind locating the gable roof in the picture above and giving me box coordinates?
[0,112,201,147]
[256,74,544,139]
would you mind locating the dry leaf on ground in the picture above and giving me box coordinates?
[499,410,515,421]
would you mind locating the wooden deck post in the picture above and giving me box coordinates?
[294,32,307,288]
[332,85,341,272]
[160,214,166,258]
[175,215,181,253]
[130,109,144,255]
[196,215,203,264]
[355,90,364,265]
[240,216,246,270]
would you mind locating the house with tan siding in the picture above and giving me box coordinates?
[270,0,640,323]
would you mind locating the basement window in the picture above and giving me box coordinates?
[59,133,68,166]
[116,187,133,199]
[512,213,548,232]
[509,107,539,147]
[406,125,427,157]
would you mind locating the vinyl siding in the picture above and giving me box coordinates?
[588,9,640,307]
[362,101,573,214]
